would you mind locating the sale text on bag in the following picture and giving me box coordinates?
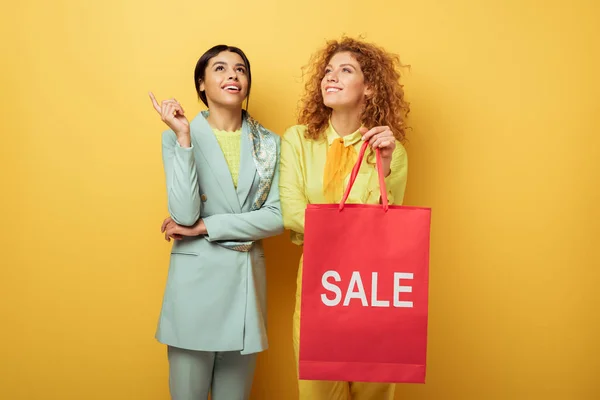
[320,271,414,308]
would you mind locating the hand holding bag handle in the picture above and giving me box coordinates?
[339,141,389,212]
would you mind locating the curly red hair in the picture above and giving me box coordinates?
[298,36,410,143]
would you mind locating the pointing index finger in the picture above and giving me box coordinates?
[149,92,161,113]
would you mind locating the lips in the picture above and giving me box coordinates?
[222,83,241,93]
[324,86,342,93]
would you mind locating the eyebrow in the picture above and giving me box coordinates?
[326,63,357,70]
[212,61,247,68]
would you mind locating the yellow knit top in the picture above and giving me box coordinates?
[213,128,242,188]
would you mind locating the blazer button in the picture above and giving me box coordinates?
[201,194,207,202]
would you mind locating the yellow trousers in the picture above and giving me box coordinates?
[292,259,396,400]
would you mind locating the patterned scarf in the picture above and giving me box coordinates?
[203,110,278,252]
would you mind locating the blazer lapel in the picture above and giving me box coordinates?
[190,112,241,213]
[236,118,257,209]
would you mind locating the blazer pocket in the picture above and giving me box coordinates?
[171,250,198,256]
[170,240,201,256]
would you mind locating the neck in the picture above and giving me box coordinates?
[206,104,243,132]
[330,109,362,136]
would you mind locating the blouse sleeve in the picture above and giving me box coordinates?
[279,127,308,245]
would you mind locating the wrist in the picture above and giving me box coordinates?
[175,130,191,147]
[380,159,392,177]
[194,219,207,235]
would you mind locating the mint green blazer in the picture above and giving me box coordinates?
[155,111,283,355]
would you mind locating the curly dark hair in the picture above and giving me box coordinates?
[298,36,410,143]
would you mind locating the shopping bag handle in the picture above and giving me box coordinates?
[339,140,389,212]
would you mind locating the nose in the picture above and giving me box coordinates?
[228,68,239,81]
[327,72,338,82]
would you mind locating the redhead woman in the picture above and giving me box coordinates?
[279,37,410,400]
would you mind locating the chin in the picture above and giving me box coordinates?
[324,101,350,111]
[216,98,245,109]
[323,99,339,108]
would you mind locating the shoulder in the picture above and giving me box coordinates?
[255,124,281,151]
[246,112,280,145]
[282,124,308,145]
[392,140,408,166]
[394,140,407,156]
[264,127,281,145]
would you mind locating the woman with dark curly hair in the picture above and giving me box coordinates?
[279,36,410,400]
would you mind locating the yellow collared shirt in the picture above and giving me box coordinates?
[280,122,408,245]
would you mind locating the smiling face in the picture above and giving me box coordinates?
[321,51,372,112]
[199,50,249,109]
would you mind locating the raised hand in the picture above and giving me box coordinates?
[360,126,396,177]
[149,92,191,145]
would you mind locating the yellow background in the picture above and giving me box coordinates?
[1,0,599,399]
